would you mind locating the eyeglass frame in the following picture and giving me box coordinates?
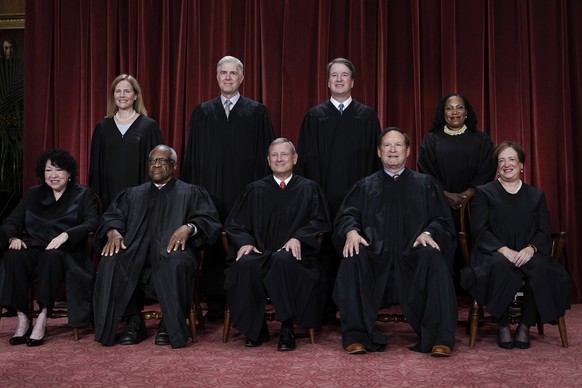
[147,157,175,166]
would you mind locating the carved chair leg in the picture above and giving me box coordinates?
[222,304,231,343]
[536,320,544,336]
[469,300,480,347]
[189,304,197,343]
[308,328,316,344]
[73,328,80,341]
[557,315,568,348]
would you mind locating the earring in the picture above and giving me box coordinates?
[520,169,523,173]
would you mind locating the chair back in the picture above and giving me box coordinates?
[551,231,567,263]
[457,191,475,266]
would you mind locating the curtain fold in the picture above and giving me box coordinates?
[23,0,582,301]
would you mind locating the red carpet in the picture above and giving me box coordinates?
[0,303,580,387]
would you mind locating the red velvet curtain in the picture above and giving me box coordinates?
[24,0,582,301]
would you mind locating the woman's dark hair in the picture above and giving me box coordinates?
[429,93,478,133]
[493,141,526,165]
[36,149,77,184]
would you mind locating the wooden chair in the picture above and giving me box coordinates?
[459,195,569,347]
[221,231,318,344]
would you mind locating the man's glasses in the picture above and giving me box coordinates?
[148,158,175,165]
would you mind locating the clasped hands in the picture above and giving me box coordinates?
[342,230,440,258]
[236,238,302,261]
[101,225,193,256]
[498,246,535,267]
[444,188,475,210]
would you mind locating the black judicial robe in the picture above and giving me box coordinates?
[0,183,98,326]
[296,100,381,218]
[181,96,275,221]
[460,181,570,322]
[417,129,495,194]
[89,116,163,210]
[333,169,457,352]
[224,175,331,341]
[93,179,221,348]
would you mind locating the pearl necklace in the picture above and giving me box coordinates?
[443,124,467,136]
[499,179,522,194]
[115,110,137,122]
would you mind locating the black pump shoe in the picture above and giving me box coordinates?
[26,328,47,347]
[498,336,515,350]
[497,325,514,350]
[514,325,531,349]
[9,325,32,346]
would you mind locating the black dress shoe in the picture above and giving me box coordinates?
[9,325,32,346]
[245,320,270,347]
[26,328,47,347]
[119,320,147,345]
[155,319,170,346]
[277,327,296,351]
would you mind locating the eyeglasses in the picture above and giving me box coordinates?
[148,158,175,165]
[445,105,466,112]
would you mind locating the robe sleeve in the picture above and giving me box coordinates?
[422,177,457,261]
[470,187,505,254]
[187,185,222,247]
[252,105,275,180]
[96,188,130,241]
[225,188,257,250]
[417,134,444,189]
[527,191,553,255]
[0,196,26,246]
[332,181,365,254]
[88,122,104,195]
[63,187,99,247]
[291,183,331,252]
[296,110,320,183]
[468,133,495,188]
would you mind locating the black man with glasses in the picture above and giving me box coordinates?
[93,145,221,348]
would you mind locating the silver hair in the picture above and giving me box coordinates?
[216,55,244,76]
[269,137,296,155]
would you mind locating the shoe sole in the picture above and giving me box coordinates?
[344,348,366,355]
[431,351,452,357]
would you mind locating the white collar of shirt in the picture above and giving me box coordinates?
[273,175,292,186]
[384,168,405,178]
[221,93,240,107]
[154,182,167,189]
[330,96,352,111]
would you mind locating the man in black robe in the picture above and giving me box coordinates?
[333,127,457,357]
[224,138,331,351]
[296,57,381,322]
[181,55,275,320]
[93,145,221,348]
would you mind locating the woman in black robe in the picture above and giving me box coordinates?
[461,142,570,349]
[89,74,163,210]
[418,94,495,208]
[418,94,496,287]
[0,149,98,346]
